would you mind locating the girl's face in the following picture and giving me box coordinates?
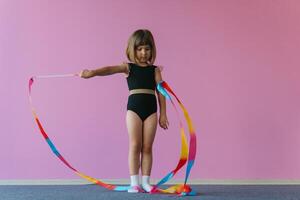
[135,45,151,65]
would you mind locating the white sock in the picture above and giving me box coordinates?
[130,175,139,186]
[142,175,152,192]
[128,175,140,193]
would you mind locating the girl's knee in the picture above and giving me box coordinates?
[130,142,142,153]
[142,145,153,154]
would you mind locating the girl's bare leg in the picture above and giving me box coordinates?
[126,110,143,176]
[141,112,157,175]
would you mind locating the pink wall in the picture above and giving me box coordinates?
[1,0,300,180]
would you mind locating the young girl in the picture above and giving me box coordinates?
[79,29,169,193]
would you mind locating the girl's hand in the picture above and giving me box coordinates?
[79,69,94,79]
[159,114,169,130]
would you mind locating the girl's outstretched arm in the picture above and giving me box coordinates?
[155,67,169,130]
[80,63,129,78]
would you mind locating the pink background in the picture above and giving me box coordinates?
[1,0,300,180]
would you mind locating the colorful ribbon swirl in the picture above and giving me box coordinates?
[28,74,197,196]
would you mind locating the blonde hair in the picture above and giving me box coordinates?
[126,29,156,65]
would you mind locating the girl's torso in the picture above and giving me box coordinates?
[126,63,157,91]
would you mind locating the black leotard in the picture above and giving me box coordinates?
[126,63,157,121]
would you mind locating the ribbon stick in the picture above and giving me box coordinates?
[28,74,197,196]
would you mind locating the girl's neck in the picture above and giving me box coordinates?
[136,61,150,67]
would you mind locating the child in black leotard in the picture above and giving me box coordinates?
[79,29,169,193]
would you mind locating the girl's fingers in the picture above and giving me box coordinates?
[79,70,86,77]
[161,123,168,130]
[159,119,169,130]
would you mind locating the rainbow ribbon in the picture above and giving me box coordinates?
[28,74,197,196]
[152,81,197,196]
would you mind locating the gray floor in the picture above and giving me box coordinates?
[0,185,300,200]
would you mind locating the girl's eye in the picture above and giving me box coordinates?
[137,47,151,51]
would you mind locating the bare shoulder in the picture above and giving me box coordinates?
[154,65,164,83]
